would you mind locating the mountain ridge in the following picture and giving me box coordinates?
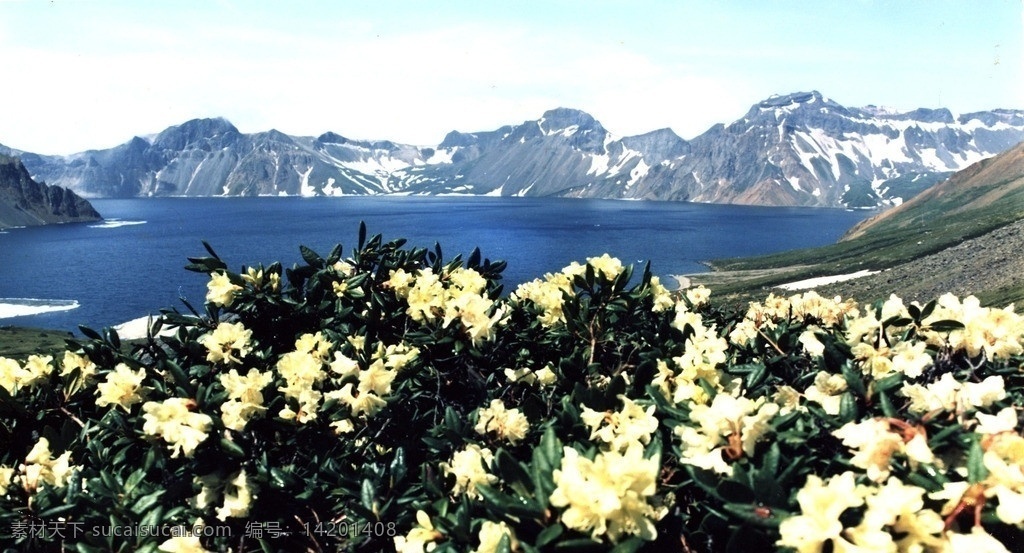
[5,91,1024,208]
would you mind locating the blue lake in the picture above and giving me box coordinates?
[0,197,872,332]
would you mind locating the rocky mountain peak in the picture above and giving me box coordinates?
[621,128,689,161]
[537,108,604,135]
[153,117,239,150]
[316,132,349,145]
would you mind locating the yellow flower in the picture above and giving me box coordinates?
[586,253,624,281]
[676,394,778,475]
[945,527,1011,552]
[331,383,387,417]
[0,466,14,496]
[922,294,1024,360]
[18,437,76,493]
[474,520,517,553]
[900,373,1006,415]
[387,268,416,298]
[357,361,397,396]
[0,356,21,393]
[220,368,272,404]
[276,348,328,422]
[0,356,53,394]
[142,398,213,458]
[804,371,847,416]
[474,399,530,445]
[216,470,257,521]
[549,443,662,543]
[798,329,826,357]
[684,285,711,309]
[581,396,659,452]
[975,407,1019,435]
[648,276,674,313]
[294,332,332,362]
[158,536,213,553]
[60,351,97,381]
[776,472,866,553]
[206,271,241,307]
[218,369,271,431]
[332,280,349,297]
[394,510,442,553]
[198,321,252,365]
[95,363,147,412]
[440,444,497,499]
[448,267,487,295]
[0,354,55,394]
[832,419,928,482]
[332,260,354,275]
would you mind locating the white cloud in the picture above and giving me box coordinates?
[1,1,1019,154]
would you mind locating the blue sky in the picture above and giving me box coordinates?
[2,0,1021,154]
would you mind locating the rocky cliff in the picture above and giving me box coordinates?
[0,154,102,229]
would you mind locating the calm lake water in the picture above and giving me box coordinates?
[0,197,871,332]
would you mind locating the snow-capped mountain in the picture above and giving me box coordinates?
[8,91,1024,207]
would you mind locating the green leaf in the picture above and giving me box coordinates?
[131,489,164,516]
[220,437,246,458]
[839,391,859,423]
[746,363,767,390]
[553,537,603,551]
[841,361,867,398]
[389,447,408,487]
[477,485,544,518]
[300,245,325,268]
[358,221,367,249]
[927,319,966,332]
[495,448,531,487]
[873,372,904,393]
[361,478,377,514]
[104,327,121,350]
[532,428,562,501]
[536,524,564,547]
[609,538,644,553]
[716,480,754,503]
[878,390,897,418]
[721,503,784,529]
[968,437,989,483]
[79,325,103,341]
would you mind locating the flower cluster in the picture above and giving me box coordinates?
[197,321,252,365]
[0,437,77,495]
[95,362,147,411]
[388,266,506,344]
[549,443,663,542]
[676,393,779,475]
[219,368,273,431]
[0,354,53,393]
[142,398,214,458]
[474,399,530,445]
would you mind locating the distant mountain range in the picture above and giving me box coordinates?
[0,154,101,230]
[4,90,1024,208]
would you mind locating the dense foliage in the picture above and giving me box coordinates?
[2,223,1024,552]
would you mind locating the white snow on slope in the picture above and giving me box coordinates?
[775,270,880,291]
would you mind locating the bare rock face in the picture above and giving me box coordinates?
[0,154,102,229]
[10,92,1024,207]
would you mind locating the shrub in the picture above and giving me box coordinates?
[2,223,1024,552]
